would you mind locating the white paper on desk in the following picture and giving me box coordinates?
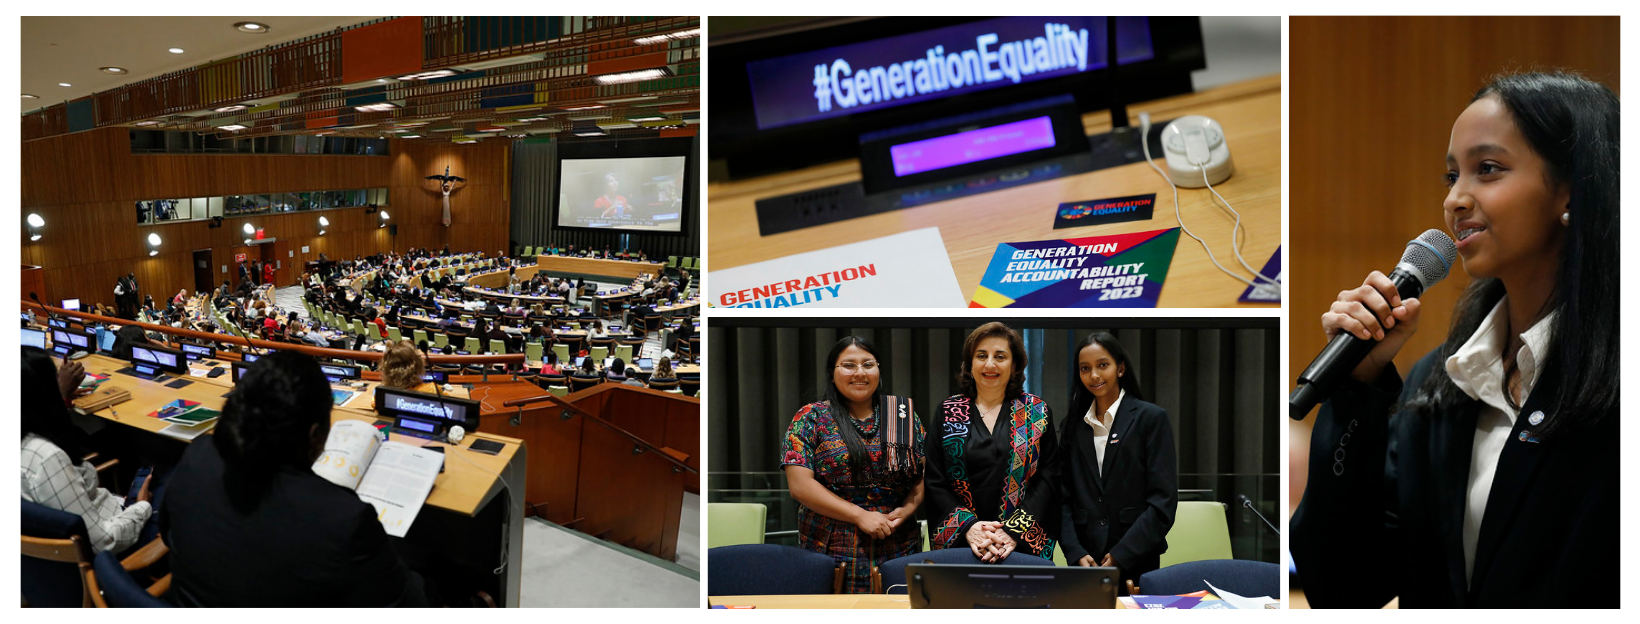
[355,442,444,538]
[708,227,965,308]
[1203,580,1277,610]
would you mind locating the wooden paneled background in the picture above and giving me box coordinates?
[19,128,511,306]
[1288,16,1619,510]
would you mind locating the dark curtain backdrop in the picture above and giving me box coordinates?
[707,317,1280,562]
[509,137,701,260]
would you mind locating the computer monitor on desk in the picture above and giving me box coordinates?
[906,564,1118,609]
[374,386,480,441]
[23,327,47,350]
[130,344,187,377]
[51,327,92,358]
[320,363,362,384]
[181,343,216,361]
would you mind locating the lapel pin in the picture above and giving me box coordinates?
[1527,411,1544,426]
[1518,430,1542,444]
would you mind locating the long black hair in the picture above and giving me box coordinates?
[214,350,333,511]
[1068,332,1145,421]
[821,335,887,476]
[1408,71,1619,438]
[21,347,92,459]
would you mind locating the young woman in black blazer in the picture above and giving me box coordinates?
[1058,332,1177,589]
[1292,72,1620,608]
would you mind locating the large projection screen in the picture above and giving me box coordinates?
[555,156,687,232]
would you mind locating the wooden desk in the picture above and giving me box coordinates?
[707,594,1132,609]
[74,354,528,606]
[707,75,1282,308]
[536,255,664,280]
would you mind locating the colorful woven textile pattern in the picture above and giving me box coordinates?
[931,395,1056,559]
[781,400,925,592]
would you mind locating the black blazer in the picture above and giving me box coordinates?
[158,436,429,607]
[1292,349,1618,607]
[1058,396,1178,580]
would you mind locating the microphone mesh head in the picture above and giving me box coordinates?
[1401,229,1458,286]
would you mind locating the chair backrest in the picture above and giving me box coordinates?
[552,343,571,364]
[21,499,94,607]
[875,547,1054,594]
[413,329,429,346]
[667,256,679,268]
[387,326,403,342]
[489,339,507,355]
[679,377,700,396]
[613,344,634,362]
[432,332,450,349]
[590,346,609,362]
[569,376,600,392]
[525,342,544,363]
[547,386,569,397]
[707,544,839,596]
[707,503,767,548]
[89,551,172,607]
[647,378,680,390]
[1159,501,1233,567]
[1136,559,1280,598]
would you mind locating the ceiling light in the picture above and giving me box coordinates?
[149,250,159,256]
[168,47,185,54]
[218,124,247,131]
[633,28,700,46]
[627,110,668,122]
[516,116,549,122]
[100,67,128,75]
[147,233,162,246]
[397,69,457,81]
[379,211,390,220]
[318,216,330,227]
[234,22,269,33]
[400,134,422,139]
[134,120,161,126]
[594,68,671,85]
[31,234,42,241]
[318,229,326,236]
[22,94,38,99]
[561,105,605,111]
[214,104,247,112]
[58,83,72,87]
[242,223,255,235]
[27,213,45,228]
[572,121,609,137]
[355,102,398,112]
[377,79,387,83]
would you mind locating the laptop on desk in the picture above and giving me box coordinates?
[906,564,1117,609]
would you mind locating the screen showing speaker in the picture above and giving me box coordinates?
[556,156,687,232]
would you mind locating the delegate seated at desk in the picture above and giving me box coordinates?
[161,351,437,607]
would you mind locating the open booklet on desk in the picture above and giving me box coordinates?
[313,420,445,537]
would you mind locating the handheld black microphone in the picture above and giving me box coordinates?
[1288,229,1458,420]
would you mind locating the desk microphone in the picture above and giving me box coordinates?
[1236,494,1279,536]
[1288,230,1457,420]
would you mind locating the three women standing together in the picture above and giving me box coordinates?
[781,323,1179,593]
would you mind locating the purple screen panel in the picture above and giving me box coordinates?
[889,116,1056,177]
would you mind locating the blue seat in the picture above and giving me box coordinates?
[707,544,840,596]
[875,545,1056,594]
[22,499,93,607]
[1135,559,1281,598]
[90,550,172,607]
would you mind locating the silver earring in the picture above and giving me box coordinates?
[1562,211,1571,225]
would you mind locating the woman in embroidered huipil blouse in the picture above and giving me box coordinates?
[781,336,925,593]
[925,322,1060,562]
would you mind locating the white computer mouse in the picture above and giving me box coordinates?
[1161,115,1234,188]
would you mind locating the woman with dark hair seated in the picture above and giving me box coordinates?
[569,356,603,391]
[605,358,629,383]
[21,347,155,555]
[160,351,432,607]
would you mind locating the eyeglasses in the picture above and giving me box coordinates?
[836,361,879,373]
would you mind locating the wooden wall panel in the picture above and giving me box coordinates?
[18,127,511,307]
[1290,16,1619,390]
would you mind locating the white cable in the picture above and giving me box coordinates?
[1139,113,1265,289]
[1202,168,1281,287]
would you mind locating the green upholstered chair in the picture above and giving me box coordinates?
[1157,501,1234,567]
[613,344,634,363]
[525,342,543,366]
[413,329,429,346]
[553,343,571,364]
[707,503,767,548]
[590,346,609,362]
[489,339,507,355]
[465,337,482,354]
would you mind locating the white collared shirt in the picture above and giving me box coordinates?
[1082,389,1125,477]
[1444,296,1555,588]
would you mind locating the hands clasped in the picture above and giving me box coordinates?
[967,521,1017,563]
